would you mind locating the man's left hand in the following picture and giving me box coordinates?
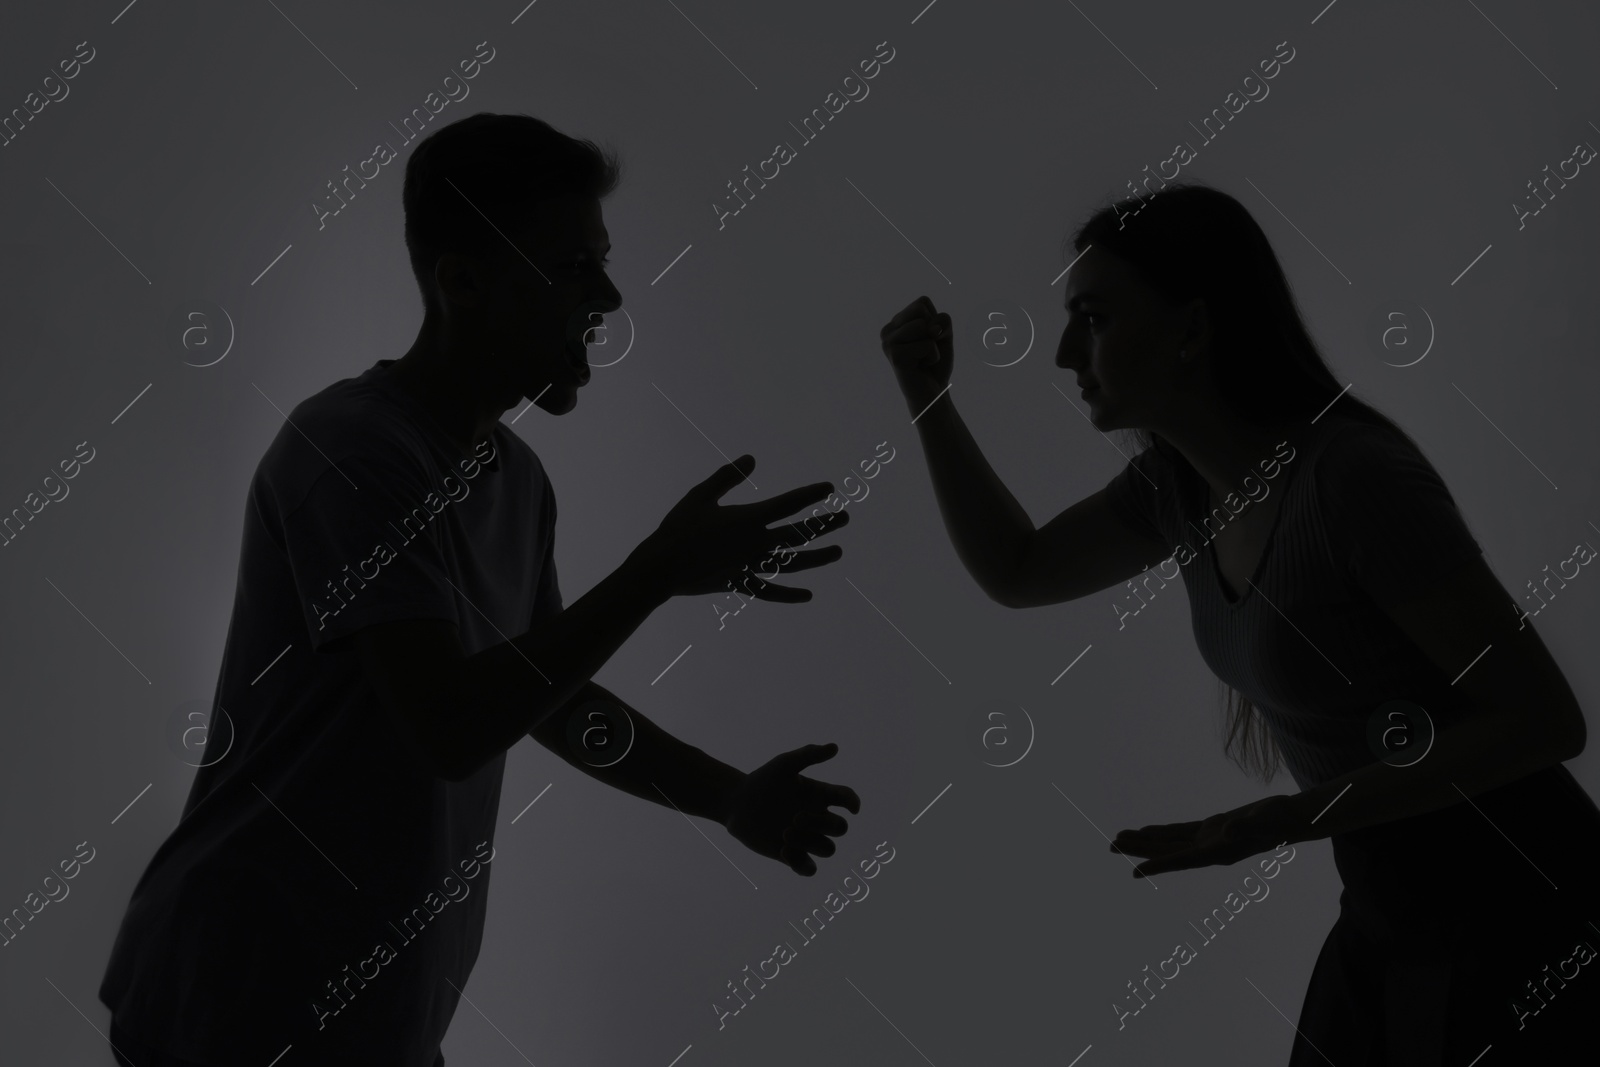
[724,743,861,876]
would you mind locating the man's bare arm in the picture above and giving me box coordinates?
[527,679,863,877]
[356,455,849,784]
[527,679,744,823]
[356,551,670,783]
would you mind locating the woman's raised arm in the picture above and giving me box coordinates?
[881,295,1166,608]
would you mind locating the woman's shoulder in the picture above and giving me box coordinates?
[1101,438,1193,549]
[1301,410,1483,596]
[1134,438,1201,509]
[1307,411,1431,486]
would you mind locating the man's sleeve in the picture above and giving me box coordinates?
[281,450,461,652]
[1312,423,1484,605]
[530,473,563,627]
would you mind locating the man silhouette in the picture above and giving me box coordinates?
[98,112,860,1067]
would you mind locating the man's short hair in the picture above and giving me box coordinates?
[402,112,622,316]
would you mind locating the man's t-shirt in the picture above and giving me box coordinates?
[99,358,562,1066]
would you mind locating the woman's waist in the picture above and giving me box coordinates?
[1325,765,1600,943]
[1257,682,1485,787]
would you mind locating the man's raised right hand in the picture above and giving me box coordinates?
[628,454,849,602]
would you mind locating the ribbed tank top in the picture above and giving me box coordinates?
[1103,411,1486,789]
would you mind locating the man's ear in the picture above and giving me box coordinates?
[433,251,495,310]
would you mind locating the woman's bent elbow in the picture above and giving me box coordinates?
[985,575,1024,609]
[1559,714,1587,762]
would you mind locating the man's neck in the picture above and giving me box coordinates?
[389,332,504,453]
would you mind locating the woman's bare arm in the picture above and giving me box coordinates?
[1112,554,1589,877]
[883,294,1168,609]
[912,398,1169,608]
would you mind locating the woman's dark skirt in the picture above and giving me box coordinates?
[1289,765,1600,1065]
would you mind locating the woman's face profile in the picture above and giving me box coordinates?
[1056,247,1195,433]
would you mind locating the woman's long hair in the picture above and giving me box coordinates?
[1066,182,1418,782]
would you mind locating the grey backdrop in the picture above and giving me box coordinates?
[2,1,1597,1063]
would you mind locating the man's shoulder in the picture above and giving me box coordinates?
[489,422,553,491]
[252,369,431,508]
[291,367,417,446]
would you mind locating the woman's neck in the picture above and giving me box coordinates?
[1155,405,1329,505]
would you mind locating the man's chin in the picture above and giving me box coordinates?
[535,380,579,414]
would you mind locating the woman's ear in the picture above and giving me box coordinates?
[1183,297,1214,351]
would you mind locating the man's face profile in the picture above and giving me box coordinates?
[433,194,621,416]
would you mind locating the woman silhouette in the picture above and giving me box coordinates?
[879,183,1600,1062]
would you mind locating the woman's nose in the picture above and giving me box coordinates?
[594,276,623,314]
[1055,329,1080,370]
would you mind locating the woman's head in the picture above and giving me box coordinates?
[1056,182,1344,441]
[1059,182,1410,782]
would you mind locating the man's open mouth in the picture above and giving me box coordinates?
[564,337,591,384]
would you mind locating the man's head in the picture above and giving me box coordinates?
[403,113,623,414]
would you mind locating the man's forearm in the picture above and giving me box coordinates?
[443,552,668,780]
[529,680,745,823]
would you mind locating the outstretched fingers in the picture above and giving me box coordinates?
[777,742,841,773]
[1116,821,1203,841]
[696,454,757,502]
[748,480,840,523]
[773,509,849,548]
[781,842,819,877]
[1110,821,1202,856]
[738,579,813,604]
[783,824,838,860]
[766,545,842,575]
[793,807,849,837]
[813,780,862,816]
[1132,847,1210,879]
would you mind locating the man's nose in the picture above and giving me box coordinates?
[593,275,623,314]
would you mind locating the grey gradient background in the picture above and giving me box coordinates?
[2,0,1598,1063]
